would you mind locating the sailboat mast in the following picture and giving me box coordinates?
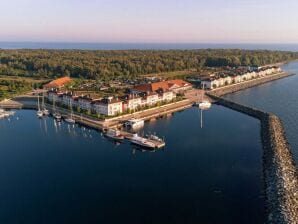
[53,97,55,112]
[200,109,203,129]
[37,95,40,110]
[70,100,73,119]
[42,92,45,109]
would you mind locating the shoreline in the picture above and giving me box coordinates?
[206,73,298,223]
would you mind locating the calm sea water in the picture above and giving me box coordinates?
[225,61,298,163]
[0,105,265,224]
[0,42,298,51]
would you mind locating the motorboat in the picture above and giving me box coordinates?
[125,119,144,129]
[147,133,164,143]
[199,100,212,110]
[104,129,124,141]
[129,133,156,149]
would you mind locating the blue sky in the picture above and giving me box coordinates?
[1,0,298,43]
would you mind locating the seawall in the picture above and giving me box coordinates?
[207,92,298,224]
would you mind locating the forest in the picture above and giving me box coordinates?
[0,49,297,81]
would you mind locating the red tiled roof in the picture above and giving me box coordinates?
[43,77,72,88]
[134,79,191,92]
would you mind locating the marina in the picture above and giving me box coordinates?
[0,106,265,224]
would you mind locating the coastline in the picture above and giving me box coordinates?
[4,69,298,223]
[206,72,298,224]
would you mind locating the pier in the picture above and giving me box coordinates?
[120,131,166,149]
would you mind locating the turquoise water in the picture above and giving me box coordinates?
[0,105,265,223]
[225,61,298,163]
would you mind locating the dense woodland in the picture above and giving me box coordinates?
[0,49,297,81]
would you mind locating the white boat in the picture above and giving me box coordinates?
[64,100,75,124]
[104,129,124,141]
[0,109,15,118]
[37,110,43,118]
[147,133,164,143]
[36,95,43,118]
[199,100,212,110]
[197,85,212,110]
[51,96,61,121]
[43,108,50,116]
[41,93,49,115]
[53,112,62,121]
[129,133,156,149]
[64,118,75,124]
[125,119,144,129]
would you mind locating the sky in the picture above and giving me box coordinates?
[0,0,298,43]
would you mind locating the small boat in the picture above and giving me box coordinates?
[64,117,75,124]
[199,100,212,110]
[125,119,144,129]
[104,129,124,141]
[0,109,15,118]
[42,108,50,116]
[51,96,61,121]
[41,92,49,115]
[147,133,164,143]
[129,133,156,149]
[37,110,43,118]
[36,95,43,118]
[196,85,212,110]
[53,112,62,121]
[64,99,75,124]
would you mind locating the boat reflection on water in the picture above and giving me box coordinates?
[131,144,164,154]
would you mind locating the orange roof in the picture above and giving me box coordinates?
[44,77,72,89]
[134,79,191,92]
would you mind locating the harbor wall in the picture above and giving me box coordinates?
[207,92,298,224]
[210,72,294,96]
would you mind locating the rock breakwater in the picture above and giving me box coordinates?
[207,93,298,224]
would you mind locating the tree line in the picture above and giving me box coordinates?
[0,49,297,80]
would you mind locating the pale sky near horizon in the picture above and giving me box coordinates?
[1,0,298,43]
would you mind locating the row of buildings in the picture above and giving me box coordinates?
[47,79,192,117]
[201,66,282,89]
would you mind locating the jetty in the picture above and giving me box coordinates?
[121,131,166,149]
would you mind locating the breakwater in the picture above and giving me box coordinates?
[211,72,294,96]
[207,92,298,224]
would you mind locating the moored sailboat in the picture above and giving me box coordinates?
[42,92,49,116]
[64,100,75,124]
[36,95,43,118]
[51,97,62,121]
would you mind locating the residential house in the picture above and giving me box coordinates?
[93,97,123,116]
